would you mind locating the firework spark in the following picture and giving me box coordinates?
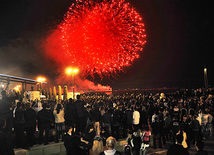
[44,0,146,77]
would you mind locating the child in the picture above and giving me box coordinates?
[141,126,151,155]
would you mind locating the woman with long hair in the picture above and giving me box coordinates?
[53,103,65,143]
[176,126,188,149]
[91,135,103,155]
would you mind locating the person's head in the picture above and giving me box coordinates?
[92,136,103,154]
[42,103,47,109]
[17,102,22,109]
[56,103,62,114]
[106,136,116,149]
[68,98,73,104]
[77,95,80,100]
[65,125,75,134]
[193,115,198,120]
[25,102,31,109]
[124,145,132,155]
[1,90,6,97]
[176,134,183,144]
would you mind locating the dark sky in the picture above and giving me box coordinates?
[0,0,213,90]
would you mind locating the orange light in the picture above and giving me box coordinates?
[37,77,46,83]
[65,67,79,75]
[14,85,21,91]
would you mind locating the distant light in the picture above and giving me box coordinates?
[1,85,4,88]
[65,67,79,75]
[14,85,21,91]
[37,77,46,83]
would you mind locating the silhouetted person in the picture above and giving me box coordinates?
[191,115,200,144]
[74,95,86,134]
[64,125,86,155]
[151,117,161,148]
[37,103,53,145]
[64,98,76,128]
[0,90,13,133]
[125,105,133,132]
[132,130,142,155]
[112,107,120,140]
[24,102,36,147]
[102,108,112,135]
[0,117,15,155]
[167,134,189,155]
[14,102,27,149]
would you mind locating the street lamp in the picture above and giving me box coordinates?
[65,67,79,99]
[204,67,208,89]
[37,77,46,93]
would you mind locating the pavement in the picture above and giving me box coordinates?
[14,132,214,155]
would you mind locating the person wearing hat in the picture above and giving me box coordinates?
[100,136,122,155]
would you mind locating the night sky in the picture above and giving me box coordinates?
[0,0,213,90]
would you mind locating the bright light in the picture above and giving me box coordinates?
[37,77,46,83]
[65,67,79,75]
[14,85,21,91]
[1,85,4,88]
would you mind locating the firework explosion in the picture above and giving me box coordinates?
[45,0,146,77]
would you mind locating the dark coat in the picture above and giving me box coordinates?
[64,133,86,155]
[37,109,53,129]
[0,130,15,155]
[151,121,160,135]
[102,112,112,124]
[24,108,36,128]
[125,109,133,125]
[64,103,76,121]
[74,99,86,118]
[14,108,25,125]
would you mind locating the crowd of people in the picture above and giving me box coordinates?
[0,87,213,155]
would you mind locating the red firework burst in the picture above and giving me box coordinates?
[44,0,146,77]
